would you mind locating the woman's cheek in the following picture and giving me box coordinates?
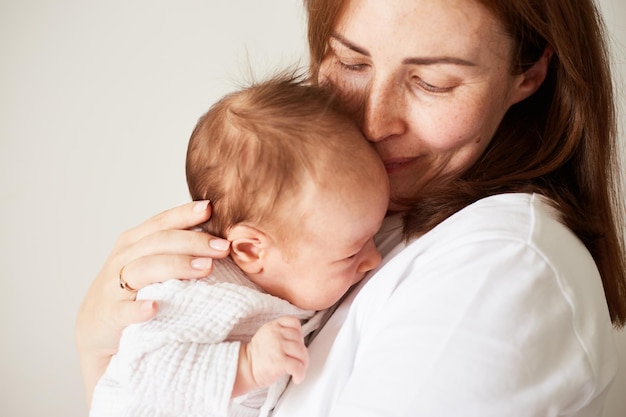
[428,106,488,151]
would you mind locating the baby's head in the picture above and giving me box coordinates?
[186,73,389,310]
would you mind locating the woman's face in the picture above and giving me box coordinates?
[319,0,530,210]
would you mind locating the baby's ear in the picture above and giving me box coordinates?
[226,224,269,274]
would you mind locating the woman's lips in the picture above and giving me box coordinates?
[383,157,417,174]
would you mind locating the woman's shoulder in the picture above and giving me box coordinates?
[390,192,614,353]
[371,193,614,339]
[432,192,561,241]
[400,193,601,293]
[412,193,585,259]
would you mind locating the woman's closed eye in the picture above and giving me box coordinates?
[410,76,455,94]
[337,59,369,72]
[327,39,371,73]
[327,53,370,73]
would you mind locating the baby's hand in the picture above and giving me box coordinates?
[234,316,309,396]
[247,316,309,386]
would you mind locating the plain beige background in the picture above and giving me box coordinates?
[0,1,624,416]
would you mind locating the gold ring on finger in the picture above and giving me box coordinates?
[118,265,138,292]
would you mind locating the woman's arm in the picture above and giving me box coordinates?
[75,200,231,405]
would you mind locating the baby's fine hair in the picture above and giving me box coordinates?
[186,71,375,240]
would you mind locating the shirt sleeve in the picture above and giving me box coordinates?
[327,236,612,417]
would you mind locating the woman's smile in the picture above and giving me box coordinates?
[382,156,419,174]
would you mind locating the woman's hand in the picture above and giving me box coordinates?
[75,200,231,405]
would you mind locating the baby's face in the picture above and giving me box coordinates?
[256,163,390,311]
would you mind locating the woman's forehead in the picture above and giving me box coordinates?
[333,0,509,61]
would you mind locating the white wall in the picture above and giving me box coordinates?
[0,1,624,416]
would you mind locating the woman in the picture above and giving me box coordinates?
[76,0,626,415]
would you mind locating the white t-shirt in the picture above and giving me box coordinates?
[273,193,618,417]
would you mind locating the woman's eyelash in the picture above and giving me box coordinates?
[412,77,453,93]
[333,55,453,94]
[338,60,367,71]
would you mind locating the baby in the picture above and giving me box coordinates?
[90,73,390,417]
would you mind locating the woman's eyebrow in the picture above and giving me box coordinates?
[330,32,370,56]
[403,57,476,66]
[330,32,476,67]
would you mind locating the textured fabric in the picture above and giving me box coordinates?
[274,193,618,417]
[91,257,320,417]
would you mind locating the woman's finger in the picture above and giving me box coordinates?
[112,299,159,327]
[117,254,216,291]
[121,229,230,265]
[115,201,213,251]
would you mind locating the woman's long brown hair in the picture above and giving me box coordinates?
[305,0,626,327]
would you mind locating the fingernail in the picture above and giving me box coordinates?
[191,257,212,270]
[141,300,157,313]
[193,200,210,212]
[209,239,230,251]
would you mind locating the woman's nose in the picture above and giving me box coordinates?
[362,76,407,143]
[357,239,382,273]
